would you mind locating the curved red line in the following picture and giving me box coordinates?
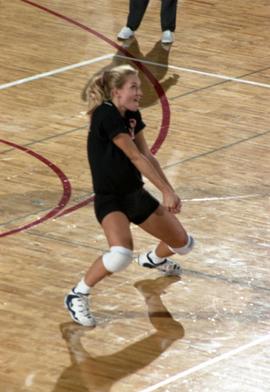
[20,0,170,154]
[57,195,95,218]
[0,140,72,237]
[6,1,171,226]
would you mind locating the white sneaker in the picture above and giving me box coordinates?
[117,26,134,40]
[161,30,174,44]
[64,288,96,327]
[138,252,182,276]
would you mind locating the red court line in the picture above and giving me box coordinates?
[0,140,72,237]
[20,0,170,155]
[56,194,95,218]
[3,1,171,231]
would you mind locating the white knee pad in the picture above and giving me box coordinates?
[102,246,133,273]
[169,235,194,255]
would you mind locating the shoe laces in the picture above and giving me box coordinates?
[161,259,180,272]
[74,294,92,318]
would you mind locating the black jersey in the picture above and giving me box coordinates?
[87,101,145,195]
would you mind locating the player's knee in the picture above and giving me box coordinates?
[168,235,194,255]
[102,246,133,273]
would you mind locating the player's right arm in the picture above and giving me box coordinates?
[112,132,181,213]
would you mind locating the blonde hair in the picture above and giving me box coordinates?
[82,65,138,115]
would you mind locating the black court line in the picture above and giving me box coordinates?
[25,230,270,294]
[169,65,270,101]
[163,128,270,170]
[2,128,268,228]
[0,125,87,155]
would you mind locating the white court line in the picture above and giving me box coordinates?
[2,53,269,91]
[139,334,270,392]
[183,193,263,202]
[115,55,270,89]
[0,53,114,91]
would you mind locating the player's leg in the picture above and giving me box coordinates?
[65,211,133,326]
[138,205,194,275]
[83,211,133,286]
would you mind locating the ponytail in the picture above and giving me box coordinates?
[81,73,108,115]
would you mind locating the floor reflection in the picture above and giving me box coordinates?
[54,276,184,392]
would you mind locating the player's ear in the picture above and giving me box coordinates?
[111,87,120,98]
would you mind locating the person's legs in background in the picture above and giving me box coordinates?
[118,0,150,39]
[160,0,178,43]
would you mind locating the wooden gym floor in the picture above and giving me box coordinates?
[0,1,269,391]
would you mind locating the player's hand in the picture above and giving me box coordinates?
[162,190,182,214]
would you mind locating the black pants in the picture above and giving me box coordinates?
[127,0,178,32]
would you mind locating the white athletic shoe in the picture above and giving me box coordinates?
[161,30,174,44]
[64,289,96,327]
[138,252,182,275]
[117,26,134,40]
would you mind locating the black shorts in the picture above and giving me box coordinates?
[94,188,160,225]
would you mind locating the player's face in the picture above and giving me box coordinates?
[113,74,142,113]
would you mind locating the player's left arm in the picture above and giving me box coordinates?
[134,130,174,191]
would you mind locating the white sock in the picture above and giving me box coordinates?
[74,278,91,295]
[149,249,166,264]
